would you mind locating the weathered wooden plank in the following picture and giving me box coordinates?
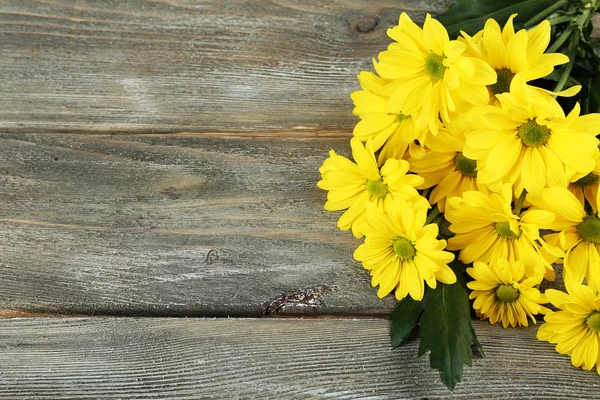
[0,0,451,134]
[0,318,598,399]
[2,1,599,135]
[0,132,400,316]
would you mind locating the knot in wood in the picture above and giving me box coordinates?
[205,249,219,264]
[356,15,378,33]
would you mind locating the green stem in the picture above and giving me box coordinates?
[422,188,431,199]
[523,0,569,28]
[547,15,575,26]
[547,25,575,53]
[513,190,527,215]
[553,32,580,93]
[425,204,440,225]
[575,2,596,29]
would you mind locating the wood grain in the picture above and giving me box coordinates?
[0,317,598,399]
[1,1,598,135]
[0,0,451,134]
[0,132,400,316]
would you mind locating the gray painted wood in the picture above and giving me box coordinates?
[0,132,399,316]
[1,1,598,135]
[0,317,598,399]
[0,0,452,134]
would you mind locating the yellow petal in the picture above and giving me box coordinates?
[565,244,590,284]
[524,53,569,81]
[520,209,555,228]
[506,30,529,73]
[351,138,380,180]
[526,20,551,60]
[545,289,572,309]
[521,147,546,195]
[423,14,448,55]
[527,187,585,223]
[479,136,521,183]
[483,21,506,69]
[538,146,568,188]
[434,263,457,284]
[470,57,497,85]
[502,14,516,43]
[444,41,467,64]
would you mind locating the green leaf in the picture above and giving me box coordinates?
[437,0,557,39]
[470,323,485,358]
[584,77,600,114]
[418,280,473,390]
[558,33,600,114]
[389,296,423,348]
[452,259,484,358]
[590,37,600,59]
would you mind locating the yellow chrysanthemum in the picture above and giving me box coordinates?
[467,259,549,328]
[461,15,572,96]
[568,152,600,213]
[354,199,456,301]
[446,184,563,280]
[464,74,600,196]
[351,71,426,163]
[374,13,496,134]
[537,280,600,374]
[409,117,488,212]
[527,187,600,289]
[318,138,424,238]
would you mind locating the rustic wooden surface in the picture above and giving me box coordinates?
[0,132,399,316]
[0,0,452,134]
[2,0,600,397]
[0,318,598,399]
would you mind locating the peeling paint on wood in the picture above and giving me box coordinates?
[262,284,333,316]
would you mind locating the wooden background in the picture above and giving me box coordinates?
[1,1,600,397]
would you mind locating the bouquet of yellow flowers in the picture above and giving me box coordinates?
[318,0,600,389]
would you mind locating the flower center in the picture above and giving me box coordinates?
[393,237,416,260]
[454,153,477,177]
[365,179,388,199]
[586,311,600,332]
[576,217,600,244]
[490,68,515,95]
[496,284,519,303]
[517,120,551,147]
[573,172,600,188]
[396,113,408,124]
[495,221,519,240]
[424,53,446,82]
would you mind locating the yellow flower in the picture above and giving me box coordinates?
[351,71,426,164]
[408,117,488,212]
[527,187,600,289]
[318,138,424,238]
[467,259,549,328]
[464,74,600,196]
[537,280,600,374]
[446,184,563,280]
[374,13,496,134]
[568,152,600,213]
[461,15,572,96]
[354,199,456,301]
